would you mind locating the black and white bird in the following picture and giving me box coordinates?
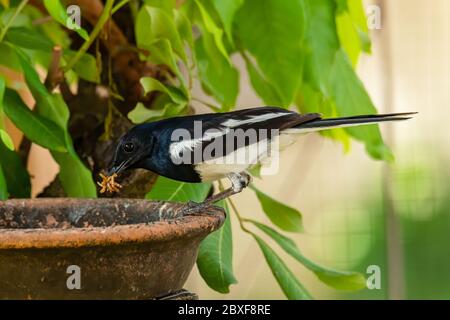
[109,107,415,211]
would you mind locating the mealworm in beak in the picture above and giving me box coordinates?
[97,173,123,193]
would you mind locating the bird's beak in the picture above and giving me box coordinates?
[107,157,133,176]
[107,166,119,176]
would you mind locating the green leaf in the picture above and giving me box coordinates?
[337,0,371,62]
[146,175,211,202]
[17,53,69,128]
[128,102,166,124]
[0,7,31,29]
[0,79,6,153]
[303,0,340,94]
[51,148,97,198]
[250,185,303,233]
[0,141,31,198]
[0,0,9,9]
[174,9,194,49]
[347,0,369,33]
[329,50,393,161]
[0,52,30,200]
[335,0,348,13]
[211,0,243,45]
[12,52,96,197]
[35,15,71,47]
[136,5,187,63]
[336,0,371,67]
[194,0,230,62]
[140,77,186,104]
[128,101,186,124]
[3,89,67,152]
[297,83,351,152]
[336,12,361,66]
[43,0,89,40]
[0,89,10,199]
[195,32,238,109]
[250,220,366,290]
[47,97,97,198]
[253,234,312,300]
[0,129,14,151]
[129,78,188,123]
[0,74,5,119]
[197,201,237,293]
[0,164,7,200]
[2,46,95,198]
[4,27,54,51]
[0,42,21,71]
[143,39,189,96]
[143,0,175,13]
[235,0,306,106]
[243,56,284,105]
[247,163,262,179]
[65,51,100,83]
[302,0,389,161]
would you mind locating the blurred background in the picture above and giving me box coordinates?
[6,0,450,299]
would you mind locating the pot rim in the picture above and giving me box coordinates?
[0,198,225,249]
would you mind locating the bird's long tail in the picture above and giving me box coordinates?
[289,112,416,133]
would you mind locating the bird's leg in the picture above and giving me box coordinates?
[206,172,251,203]
[181,172,252,215]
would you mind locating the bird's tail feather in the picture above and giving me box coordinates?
[287,112,416,133]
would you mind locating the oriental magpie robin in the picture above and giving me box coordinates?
[109,107,415,211]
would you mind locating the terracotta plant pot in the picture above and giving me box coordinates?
[0,198,225,299]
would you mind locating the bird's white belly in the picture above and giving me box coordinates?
[195,162,251,181]
[195,133,302,181]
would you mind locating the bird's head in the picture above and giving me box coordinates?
[108,127,155,175]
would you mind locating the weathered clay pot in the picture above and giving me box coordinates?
[0,198,225,299]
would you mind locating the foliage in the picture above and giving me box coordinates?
[0,0,385,298]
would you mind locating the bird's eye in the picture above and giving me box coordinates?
[123,142,134,153]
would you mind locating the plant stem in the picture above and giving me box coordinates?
[129,0,139,20]
[0,0,29,42]
[227,197,252,234]
[192,97,220,111]
[45,46,63,91]
[218,181,253,234]
[111,0,130,15]
[65,0,115,72]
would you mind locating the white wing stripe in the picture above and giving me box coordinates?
[169,138,203,159]
[169,112,290,161]
[203,128,230,139]
[221,112,289,127]
[169,127,231,160]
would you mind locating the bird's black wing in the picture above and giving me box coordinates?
[167,107,321,164]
